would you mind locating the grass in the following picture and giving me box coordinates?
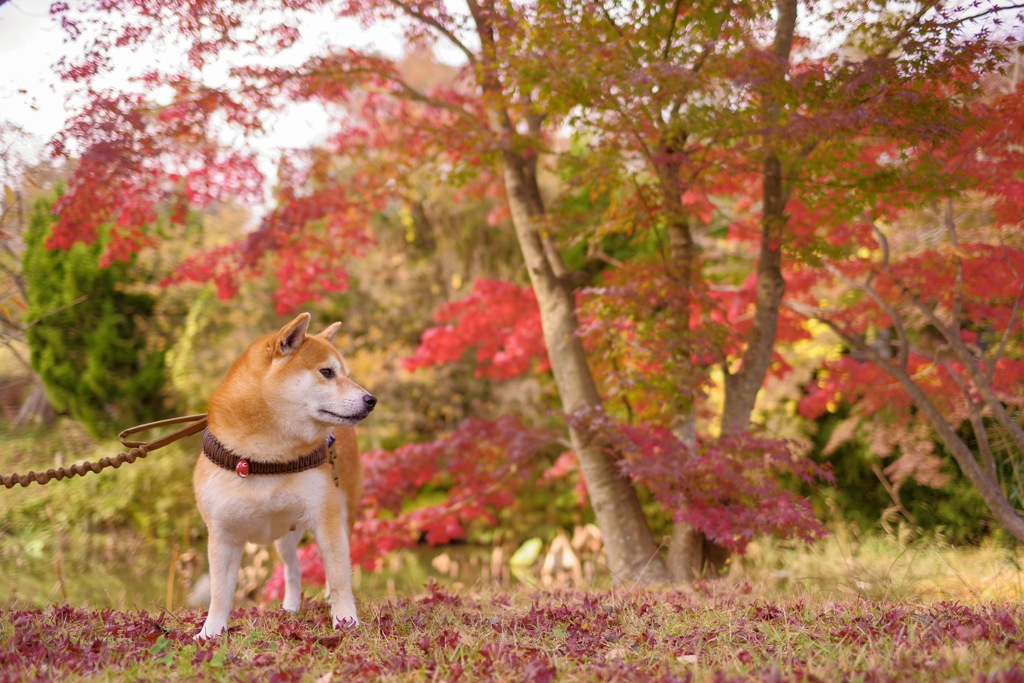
[2,582,1024,681]
[732,527,1024,603]
[4,417,1024,679]
[2,518,1024,682]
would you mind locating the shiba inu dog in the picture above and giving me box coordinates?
[193,313,376,639]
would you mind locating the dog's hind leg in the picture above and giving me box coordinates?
[274,526,306,612]
[196,531,244,639]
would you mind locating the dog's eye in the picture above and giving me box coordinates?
[320,368,335,379]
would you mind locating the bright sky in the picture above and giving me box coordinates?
[0,0,418,186]
[0,0,73,164]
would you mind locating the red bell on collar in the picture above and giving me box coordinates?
[235,458,250,478]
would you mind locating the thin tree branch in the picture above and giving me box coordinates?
[913,349,998,476]
[952,2,1024,26]
[944,197,964,335]
[914,346,970,394]
[598,1,627,39]
[868,210,1019,456]
[388,74,481,124]
[0,258,26,303]
[0,339,32,373]
[661,0,684,62]
[661,10,728,126]
[985,247,1024,383]
[883,1,940,57]
[871,219,891,269]
[784,303,1024,540]
[781,139,819,206]
[22,295,88,330]
[870,462,916,525]
[986,291,1022,384]
[279,62,480,123]
[896,281,1024,458]
[786,301,892,369]
[386,0,477,65]
[967,401,999,479]
[826,263,911,369]
[788,299,1009,491]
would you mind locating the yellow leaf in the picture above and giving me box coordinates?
[510,538,543,567]
[3,185,14,207]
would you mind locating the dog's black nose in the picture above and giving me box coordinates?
[363,394,377,410]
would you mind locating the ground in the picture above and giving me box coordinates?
[2,582,1024,682]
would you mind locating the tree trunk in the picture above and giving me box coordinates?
[501,152,669,584]
[464,0,666,584]
[660,0,799,571]
[664,211,729,579]
[667,523,732,581]
[721,0,798,436]
[721,155,786,434]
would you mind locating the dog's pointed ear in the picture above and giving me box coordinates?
[274,313,311,356]
[317,322,343,343]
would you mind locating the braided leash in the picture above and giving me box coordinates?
[1,414,208,489]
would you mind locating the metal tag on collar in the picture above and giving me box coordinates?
[235,458,250,478]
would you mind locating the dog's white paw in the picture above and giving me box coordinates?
[194,623,226,640]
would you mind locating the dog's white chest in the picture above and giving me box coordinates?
[197,469,332,545]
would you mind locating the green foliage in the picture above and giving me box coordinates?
[0,417,202,611]
[0,419,200,540]
[809,408,993,544]
[22,197,169,437]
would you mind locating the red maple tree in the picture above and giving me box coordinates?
[43,0,1024,588]
[788,59,1024,537]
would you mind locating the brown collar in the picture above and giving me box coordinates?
[202,429,328,477]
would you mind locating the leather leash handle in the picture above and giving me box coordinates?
[118,414,208,449]
[2,413,208,489]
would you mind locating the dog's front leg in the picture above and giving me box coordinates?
[273,526,306,612]
[196,529,244,640]
[311,495,358,628]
